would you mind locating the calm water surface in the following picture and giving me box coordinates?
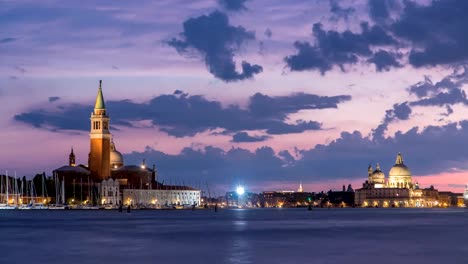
[0,208,466,264]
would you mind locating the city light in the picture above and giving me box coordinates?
[236,186,245,196]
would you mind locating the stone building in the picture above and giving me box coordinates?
[355,153,441,207]
[54,81,201,206]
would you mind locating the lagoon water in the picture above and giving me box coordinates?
[0,208,466,264]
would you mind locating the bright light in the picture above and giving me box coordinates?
[236,186,245,195]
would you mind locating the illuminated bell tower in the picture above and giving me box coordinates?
[89,80,111,181]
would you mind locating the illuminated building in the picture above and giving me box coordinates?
[54,81,200,207]
[464,184,468,207]
[89,80,111,181]
[355,153,441,208]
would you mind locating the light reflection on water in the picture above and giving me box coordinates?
[229,209,250,264]
[0,208,466,264]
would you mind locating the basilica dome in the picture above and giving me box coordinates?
[110,140,124,169]
[388,153,412,188]
[388,153,411,177]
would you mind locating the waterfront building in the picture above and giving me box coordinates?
[464,185,468,207]
[327,185,355,207]
[53,81,201,206]
[355,153,441,207]
[99,178,120,205]
[123,187,200,207]
[259,191,315,207]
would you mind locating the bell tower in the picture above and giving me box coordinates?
[89,80,111,181]
[69,147,76,167]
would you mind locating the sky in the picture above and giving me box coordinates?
[2,0,468,194]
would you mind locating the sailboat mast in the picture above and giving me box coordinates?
[5,170,9,205]
[61,177,65,204]
[41,173,45,203]
[14,172,17,206]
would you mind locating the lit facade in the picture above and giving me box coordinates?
[123,189,201,207]
[54,80,201,206]
[355,153,440,208]
[89,80,111,181]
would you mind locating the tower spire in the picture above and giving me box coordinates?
[94,80,106,110]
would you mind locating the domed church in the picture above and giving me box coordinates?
[388,153,413,188]
[54,81,201,207]
[356,152,440,208]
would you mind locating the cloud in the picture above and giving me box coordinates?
[168,11,262,82]
[384,102,411,123]
[329,0,355,22]
[231,132,269,142]
[48,96,61,103]
[391,1,468,67]
[368,0,400,24]
[0,37,16,44]
[123,120,468,187]
[367,50,402,72]
[407,68,468,107]
[284,22,396,74]
[14,91,351,137]
[442,105,454,117]
[218,0,248,11]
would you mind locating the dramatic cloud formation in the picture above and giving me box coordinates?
[390,1,468,67]
[409,68,468,107]
[124,120,468,187]
[218,0,248,11]
[14,91,351,137]
[285,22,396,73]
[168,11,262,82]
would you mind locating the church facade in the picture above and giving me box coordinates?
[355,153,440,208]
[54,81,201,207]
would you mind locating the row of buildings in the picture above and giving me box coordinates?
[354,153,466,208]
[18,81,468,209]
[53,81,201,207]
[215,154,467,208]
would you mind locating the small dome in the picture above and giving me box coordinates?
[370,163,385,183]
[110,139,124,168]
[110,150,124,164]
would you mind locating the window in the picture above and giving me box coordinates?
[103,121,108,130]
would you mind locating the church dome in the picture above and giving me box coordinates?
[388,153,411,177]
[110,139,124,168]
[110,150,124,165]
[388,153,412,188]
[389,164,411,177]
[370,163,385,184]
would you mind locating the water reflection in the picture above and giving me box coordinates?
[228,209,251,264]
